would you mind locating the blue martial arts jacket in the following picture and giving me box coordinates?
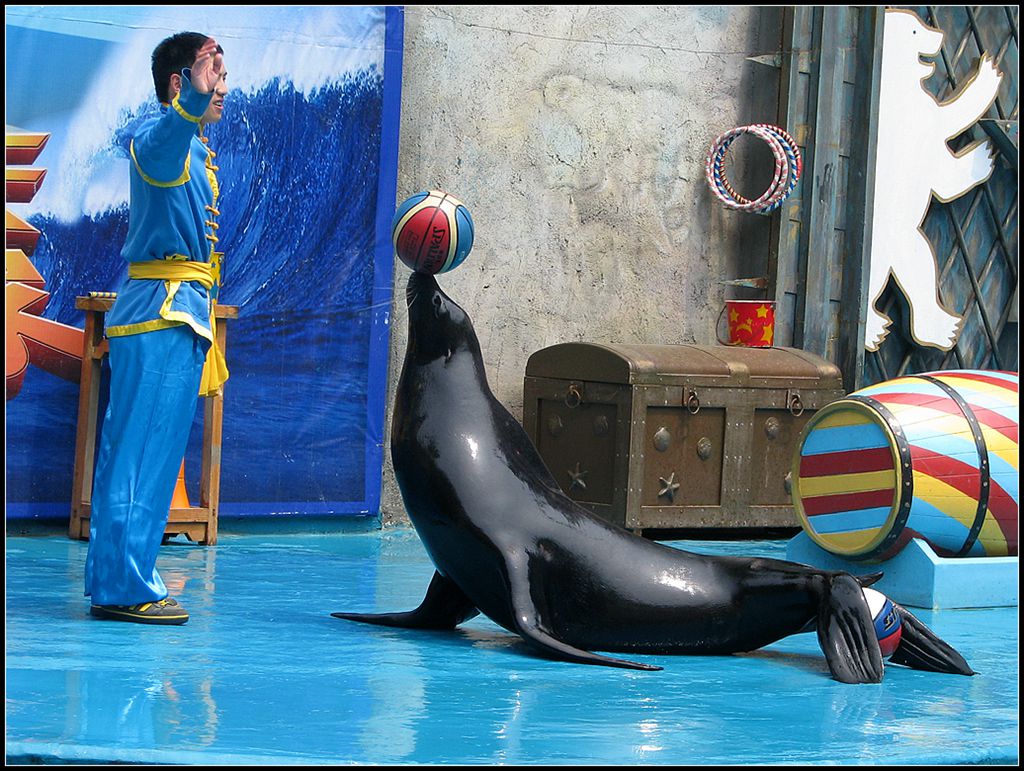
[105,68,222,346]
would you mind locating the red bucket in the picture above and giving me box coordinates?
[718,300,776,347]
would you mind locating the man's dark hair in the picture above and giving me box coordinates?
[151,31,223,103]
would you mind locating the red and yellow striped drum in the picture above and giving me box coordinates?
[792,370,1018,561]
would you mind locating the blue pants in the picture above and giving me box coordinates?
[84,325,208,606]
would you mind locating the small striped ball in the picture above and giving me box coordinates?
[392,190,474,274]
[863,587,903,658]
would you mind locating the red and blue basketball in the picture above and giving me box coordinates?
[391,190,474,274]
[863,587,903,658]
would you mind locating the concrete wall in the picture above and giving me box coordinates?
[381,5,783,525]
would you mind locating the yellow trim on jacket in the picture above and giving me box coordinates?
[171,93,204,123]
[130,139,192,187]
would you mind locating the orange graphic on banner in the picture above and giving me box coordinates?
[5,132,49,165]
[6,167,47,203]
[6,131,84,400]
[6,247,45,287]
[6,209,41,255]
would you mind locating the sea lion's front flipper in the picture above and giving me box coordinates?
[332,570,479,630]
[888,604,975,676]
[506,556,662,671]
[816,573,884,684]
[517,622,662,671]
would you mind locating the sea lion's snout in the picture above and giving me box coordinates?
[406,270,440,308]
[404,271,464,363]
[401,270,479,368]
[407,271,454,324]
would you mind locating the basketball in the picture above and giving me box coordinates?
[863,587,903,658]
[391,190,474,274]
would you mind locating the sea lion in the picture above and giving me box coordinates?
[333,272,974,683]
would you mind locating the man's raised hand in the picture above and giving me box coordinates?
[191,38,224,94]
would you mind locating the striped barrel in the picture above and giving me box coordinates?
[792,370,1018,561]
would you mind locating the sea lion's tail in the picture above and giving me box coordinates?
[816,573,885,684]
[889,604,975,676]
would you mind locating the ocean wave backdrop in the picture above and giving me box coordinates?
[6,6,403,518]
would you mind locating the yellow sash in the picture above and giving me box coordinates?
[127,260,229,396]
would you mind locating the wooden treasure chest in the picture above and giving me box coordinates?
[522,342,845,532]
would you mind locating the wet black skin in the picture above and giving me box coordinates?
[334,272,974,683]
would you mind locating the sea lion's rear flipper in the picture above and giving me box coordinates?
[332,570,479,630]
[856,572,884,587]
[816,573,884,684]
[888,604,975,676]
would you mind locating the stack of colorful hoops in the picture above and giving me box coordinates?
[705,124,802,213]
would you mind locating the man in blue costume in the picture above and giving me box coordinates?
[86,32,230,625]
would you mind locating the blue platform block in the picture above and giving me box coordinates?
[786,531,1019,609]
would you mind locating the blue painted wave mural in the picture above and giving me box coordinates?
[6,6,403,518]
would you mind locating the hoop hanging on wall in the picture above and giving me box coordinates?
[704,124,802,213]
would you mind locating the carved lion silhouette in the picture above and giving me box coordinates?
[865,9,1002,352]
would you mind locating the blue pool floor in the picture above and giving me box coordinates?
[5,528,1019,765]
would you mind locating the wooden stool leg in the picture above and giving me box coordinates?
[69,309,105,540]
[198,321,228,545]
